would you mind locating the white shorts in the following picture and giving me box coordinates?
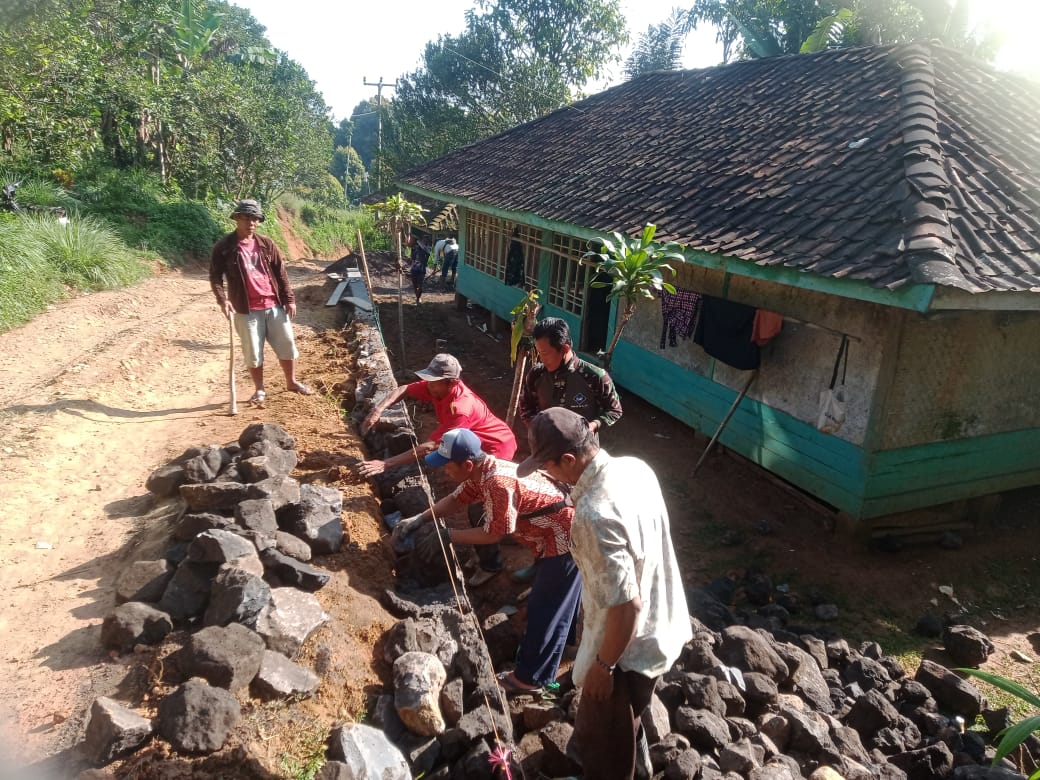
[233,307,299,368]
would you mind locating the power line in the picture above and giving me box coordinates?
[363,76,399,191]
[443,46,587,115]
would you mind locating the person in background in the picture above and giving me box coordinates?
[440,237,459,288]
[396,427,580,693]
[357,353,516,584]
[407,234,432,304]
[517,407,691,780]
[209,199,314,403]
[519,318,623,432]
[433,236,448,273]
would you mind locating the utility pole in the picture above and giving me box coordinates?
[363,76,398,192]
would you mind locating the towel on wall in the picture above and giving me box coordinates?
[693,296,760,370]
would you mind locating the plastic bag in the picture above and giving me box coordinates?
[816,385,847,434]
[816,335,849,434]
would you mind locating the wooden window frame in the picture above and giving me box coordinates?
[548,234,591,317]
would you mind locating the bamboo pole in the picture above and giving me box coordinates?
[355,229,374,296]
[691,370,758,476]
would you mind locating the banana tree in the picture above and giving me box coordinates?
[364,193,425,366]
[505,288,541,426]
[584,223,684,370]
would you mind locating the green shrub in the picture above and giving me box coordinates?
[0,220,63,331]
[34,215,147,290]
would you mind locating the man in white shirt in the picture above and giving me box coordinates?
[517,407,691,780]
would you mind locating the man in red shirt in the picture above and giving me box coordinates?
[358,353,517,580]
[209,200,313,402]
[358,353,516,472]
[399,427,581,693]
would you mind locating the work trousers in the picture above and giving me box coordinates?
[515,552,582,686]
[574,668,656,780]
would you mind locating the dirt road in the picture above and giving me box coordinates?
[0,262,390,769]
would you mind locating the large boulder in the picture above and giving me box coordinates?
[179,623,266,692]
[157,679,240,754]
[393,651,447,736]
[325,723,410,779]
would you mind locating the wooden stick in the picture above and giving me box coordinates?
[505,352,527,427]
[691,369,757,476]
[228,316,238,416]
[355,229,374,295]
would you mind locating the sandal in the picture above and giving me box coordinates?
[248,389,267,403]
[289,382,314,396]
[497,671,542,697]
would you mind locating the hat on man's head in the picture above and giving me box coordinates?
[516,407,593,477]
[425,428,484,468]
[415,353,462,381]
[231,199,265,223]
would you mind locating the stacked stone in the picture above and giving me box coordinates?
[81,423,340,768]
[361,572,1028,780]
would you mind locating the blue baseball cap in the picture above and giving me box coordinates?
[425,428,484,467]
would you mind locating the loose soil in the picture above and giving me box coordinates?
[0,236,1036,777]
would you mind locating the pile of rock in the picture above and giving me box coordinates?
[81,423,342,768]
[356,573,1030,780]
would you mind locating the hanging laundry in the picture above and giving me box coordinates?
[659,288,703,349]
[694,296,760,370]
[752,310,783,346]
[505,229,525,287]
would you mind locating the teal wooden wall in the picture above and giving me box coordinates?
[862,429,1040,517]
[609,340,869,515]
[453,207,1040,521]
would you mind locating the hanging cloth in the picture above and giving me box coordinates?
[693,296,760,370]
[659,288,703,348]
[505,237,525,286]
[752,310,783,346]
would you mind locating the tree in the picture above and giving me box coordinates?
[671,0,1003,64]
[625,9,688,79]
[349,98,381,171]
[584,224,684,370]
[365,193,426,365]
[331,145,366,203]
[383,0,627,178]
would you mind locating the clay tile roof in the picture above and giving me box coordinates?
[399,42,1040,294]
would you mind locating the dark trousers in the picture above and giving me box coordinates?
[515,553,582,687]
[467,504,503,571]
[574,668,656,780]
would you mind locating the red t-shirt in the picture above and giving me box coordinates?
[406,380,517,460]
[453,456,573,558]
[238,237,278,311]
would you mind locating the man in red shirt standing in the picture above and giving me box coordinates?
[358,353,517,581]
[399,427,581,693]
[209,200,313,402]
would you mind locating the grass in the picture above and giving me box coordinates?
[275,714,330,780]
[0,214,147,332]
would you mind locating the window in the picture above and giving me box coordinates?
[464,212,509,281]
[515,225,542,290]
[465,213,543,289]
[548,234,591,316]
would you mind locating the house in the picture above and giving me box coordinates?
[397,42,1040,526]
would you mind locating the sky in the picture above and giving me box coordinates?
[234,0,724,121]
[234,0,1040,123]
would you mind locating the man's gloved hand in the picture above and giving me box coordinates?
[416,525,452,560]
[390,513,425,551]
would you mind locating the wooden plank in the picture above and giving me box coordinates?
[861,468,1040,518]
[325,280,348,307]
